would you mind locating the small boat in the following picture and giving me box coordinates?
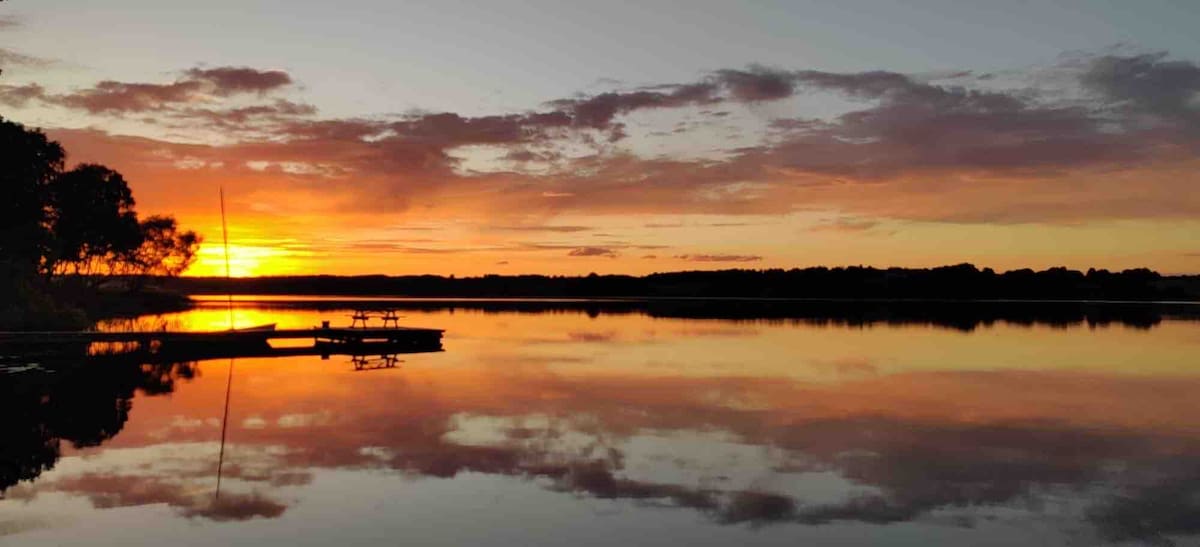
[231,323,276,332]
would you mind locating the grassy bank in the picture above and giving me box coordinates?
[0,282,193,331]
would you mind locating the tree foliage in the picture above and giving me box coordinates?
[0,116,201,286]
[45,164,142,276]
[121,215,203,280]
[0,118,64,280]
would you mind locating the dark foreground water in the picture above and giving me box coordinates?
[2,297,1199,546]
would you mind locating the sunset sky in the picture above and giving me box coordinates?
[2,1,1198,276]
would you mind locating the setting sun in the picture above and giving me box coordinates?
[190,242,293,277]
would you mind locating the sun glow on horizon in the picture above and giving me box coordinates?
[188,242,299,277]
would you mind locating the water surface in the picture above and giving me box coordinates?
[2,298,1199,546]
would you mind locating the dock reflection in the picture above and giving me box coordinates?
[349,354,402,371]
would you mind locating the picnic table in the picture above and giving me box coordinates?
[350,308,402,328]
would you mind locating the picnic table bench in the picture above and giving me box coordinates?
[350,308,402,328]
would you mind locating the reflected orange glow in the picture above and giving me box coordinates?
[8,306,1200,544]
[58,307,1200,452]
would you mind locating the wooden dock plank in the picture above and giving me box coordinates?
[0,326,444,345]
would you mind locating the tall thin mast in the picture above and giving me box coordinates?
[216,187,235,501]
[219,187,234,330]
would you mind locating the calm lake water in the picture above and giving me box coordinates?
[2,297,1199,546]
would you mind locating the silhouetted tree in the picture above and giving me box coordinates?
[0,118,63,284]
[119,215,202,286]
[0,117,201,328]
[45,164,142,277]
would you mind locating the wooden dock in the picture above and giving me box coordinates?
[0,325,444,357]
[0,309,443,366]
[0,326,439,344]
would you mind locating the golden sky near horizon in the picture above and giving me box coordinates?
[2,1,1199,276]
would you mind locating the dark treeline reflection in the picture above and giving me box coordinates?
[0,358,196,492]
[0,356,296,522]
[216,298,1198,331]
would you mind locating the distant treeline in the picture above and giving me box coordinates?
[189,297,1199,332]
[164,264,1200,301]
